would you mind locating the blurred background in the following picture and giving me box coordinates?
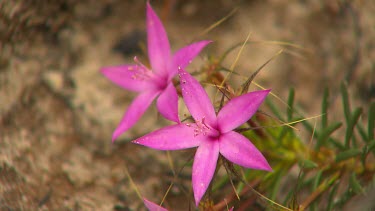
[1,0,374,210]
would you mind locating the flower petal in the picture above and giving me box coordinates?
[171,40,212,76]
[112,90,159,142]
[156,83,179,123]
[192,138,220,206]
[178,68,217,127]
[217,89,270,133]
[146,3,171,76]
[133,123,202,150]
[143,198,168,211]
[101,65,151,92]
[219,131,272,171]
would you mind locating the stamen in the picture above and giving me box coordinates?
[133,56,151,72]
[192,117,214,137]
[201,117,210,130]
[131,56,154,81]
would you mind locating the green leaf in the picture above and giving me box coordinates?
[270,171,283,200]
[368,140,375,152]
[329,138,345,150]
[335,149,361,162]
[364,140,375,158]
[302,120,316,137]
[349,173,364,194]
[265,98,284,121]
[340,82,351,123]
[278,126,289,140]
[369,102,375,141]
[316,122,342,149]
[360,141,375,166]
[356,123,368,143]
[300,159,318,169]
[312,170,323,190]
[326,182,339,211]
[345,108,362,148]
[322,87,329,128]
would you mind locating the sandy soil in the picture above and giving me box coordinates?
[1,0,374,210]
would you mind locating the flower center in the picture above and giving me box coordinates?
[186,117,220,138]
[130,56,154,81]
[132,56,170,91]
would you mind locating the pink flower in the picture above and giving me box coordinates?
[101,3,210,141]
[143,198,168,211]
[134,68,272,206]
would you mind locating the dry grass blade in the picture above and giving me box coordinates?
[194,7,238,40]
[223,159,241,201]
[240,176,293,211]
[241,49,283,95]
[124,164,143,201]
[236,114,322,133]
[221,31,252,88]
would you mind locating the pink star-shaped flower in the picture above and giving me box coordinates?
[101,3,211,141]
[134,68,272,206]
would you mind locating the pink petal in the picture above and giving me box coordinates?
[133,123,202,150]
[112,90,159,142]
[171,40,212,76]
[219,131,272,171]
[156,83,180,123]
[146,3,171,76]
[143,198,168,211]
[178,68,217,127]
[192,138,220,206]
[101,65,152,92]
[217,90,270,133]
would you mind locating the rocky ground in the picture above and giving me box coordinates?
[1,0,374,210]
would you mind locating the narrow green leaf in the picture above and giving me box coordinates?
[284,189,296,208]
[334,190,354,208]
[301,177,314,188]
[335,149,361,162]
[329,138,345,150]
[345,108,362,148]
[265,98,284,121]
[340,82,351,123]
[356,123,368,143]
[369,102,375,141]
[278,127,289,140]
[270,171,282,200]
[360,141,375,166]
[235,182,244,196]
[364,140,375,157]
[312,170,323,190]
[368,140,375,152]
[352,133,358,148]
[310,170,323,211]
[349,173,364,194]
[302,120,315,136]
[300,159,318,169]
[322,87,329,128]
[213,174,229,191]
[316,122,342,149]
[284,171,306,209]
[326,182,339,211]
